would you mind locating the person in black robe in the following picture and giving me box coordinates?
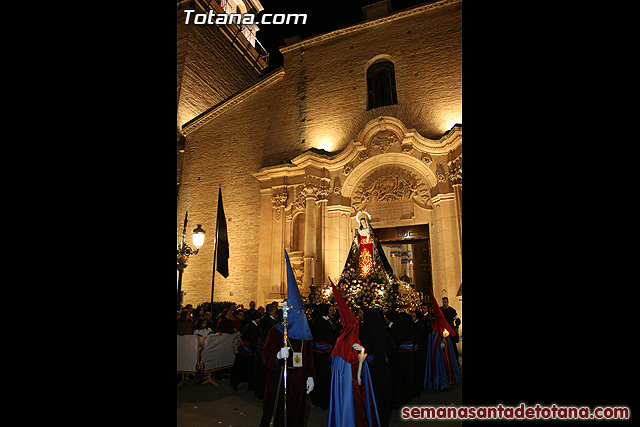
[401,311,419,402]
[440,297,460,360]
[230,312,264,391]
[359,307,395,427]
[310,303,338,410]
[255,303,279,399]
[385,309,414,408]
[410,310,427,398]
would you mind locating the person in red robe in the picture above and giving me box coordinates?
[424,286,461,390]
[259,251,315,427]
[328,281,379,427]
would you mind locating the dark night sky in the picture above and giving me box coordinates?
[256,0,433,73]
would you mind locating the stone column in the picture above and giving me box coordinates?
[430,192,461,304]
[303,184,318,294]
[315,185,330,284]
[448,154,462,356]
[271,187,288,297]
[257,188,274,305]
[448,153,462,252]
[326,204,351,282]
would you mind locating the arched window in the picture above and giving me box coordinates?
[366,60,397,110]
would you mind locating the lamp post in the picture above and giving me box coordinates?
[177,211,206,310]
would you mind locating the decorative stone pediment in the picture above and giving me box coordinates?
[351,165,430,221]
[253,117,460,205]
[369,130,398,153]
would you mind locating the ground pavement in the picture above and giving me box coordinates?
[177,367,462,426]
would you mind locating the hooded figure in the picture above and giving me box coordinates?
[259,251,315,427]
[359,308,395,427]
[424,286,461,391]
[230,311,264,391]
[384,309,414,407]
[328,281,380,427]
[310,303,338,409]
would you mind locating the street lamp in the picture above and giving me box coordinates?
[177,211,206,309]
[192,224,206,249]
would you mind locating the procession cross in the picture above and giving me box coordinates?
[281,299,291,427]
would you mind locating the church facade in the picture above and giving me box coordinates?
[177,0,462,327]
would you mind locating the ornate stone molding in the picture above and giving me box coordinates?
[302,183,319,199]
[448,154,462,185]
[293,188,306,211]
[370,130,398,153]
[351,165,430,212]
[253,120,460,184]
[431,192,455,206]
[332,177,342,195]
[253,118,460,204]
[358,116,406,152]
[435,164,447,183]
[271,186,288,220]
[316,184,330,203]
[342,152,440,198]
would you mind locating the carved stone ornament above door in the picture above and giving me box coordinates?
[369,130,398,153]
[351,165,430,213]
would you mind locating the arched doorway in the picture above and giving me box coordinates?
[375,224,432,294]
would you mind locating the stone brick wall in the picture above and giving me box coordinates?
[278,0,462,152]
[177,0,461,307]
[177,6,262,130]
[178,80,285,305]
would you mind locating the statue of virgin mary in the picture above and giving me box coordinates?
[343,211,393,281]
[314,211,420,311]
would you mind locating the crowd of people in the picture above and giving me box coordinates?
[177,297,460,427]
[176,301,266,337]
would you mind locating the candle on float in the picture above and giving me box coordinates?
[310,258,315,279]
[357,347,366,385]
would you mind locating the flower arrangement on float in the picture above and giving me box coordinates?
[312,261,394,311]
[395,280,422,311]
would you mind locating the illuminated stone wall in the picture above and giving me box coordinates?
[177,0,462,311]
[177,2,263,131]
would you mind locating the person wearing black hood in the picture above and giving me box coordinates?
[230,311,264,391]
[385,309,415,408]
[359,307,395,427]
[255,303,278,399]
[310,303,338,410]
[410,309,427,398]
